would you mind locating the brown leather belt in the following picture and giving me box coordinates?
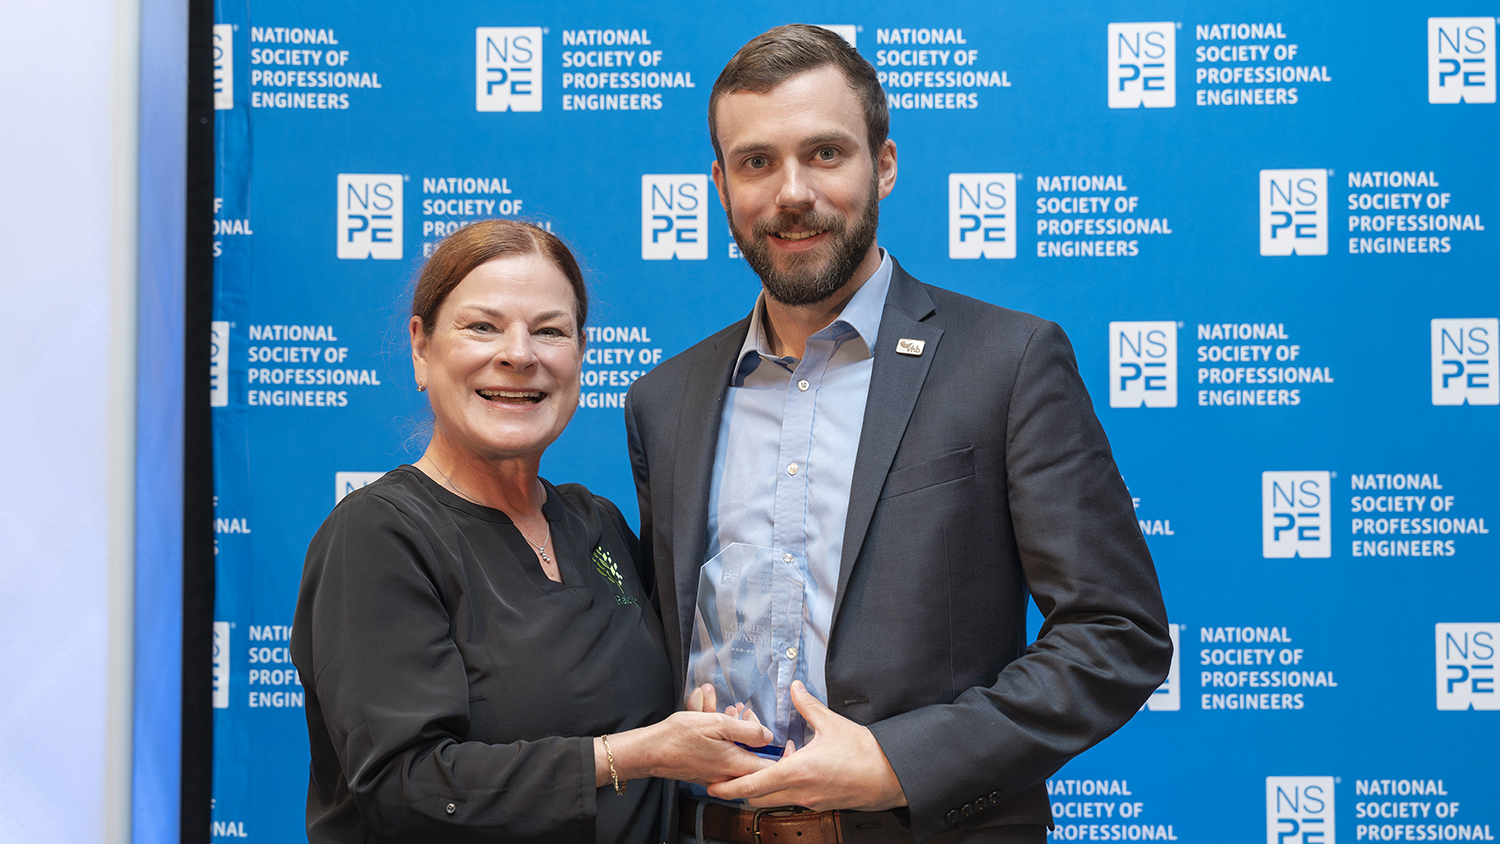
[680,798,843,844]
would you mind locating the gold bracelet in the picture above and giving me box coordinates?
[600,733,626,796]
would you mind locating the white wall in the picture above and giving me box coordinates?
[0,0,139,840]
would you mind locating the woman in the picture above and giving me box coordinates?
[290,220,770,843]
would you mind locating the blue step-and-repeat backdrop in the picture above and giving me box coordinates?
[207,1,1498,840]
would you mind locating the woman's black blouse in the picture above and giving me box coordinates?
[291,466,673,844]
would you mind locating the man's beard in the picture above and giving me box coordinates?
[726,173,880,308]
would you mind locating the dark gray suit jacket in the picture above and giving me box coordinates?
[624,259,1171,842]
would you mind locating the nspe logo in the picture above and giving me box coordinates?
[1144,623,1182,711]
[948,173,1016,259]
[1436,623,1498,710]
[213,24,234,110]
[213,621,231,709]
[335,471,387,504]
[641,175,707,260]
[210,320,230,407]
[476,27,543,112]
[1109,321,1176,408]
[1431,318,1498,405]
[1266,777,1335,844]
[814,25,858,47]
[1429,18,1496,104]
[1260,169,1327,256]
[1263,471,1331,559]
[1108,23,1175,108]
[337,174,403,260]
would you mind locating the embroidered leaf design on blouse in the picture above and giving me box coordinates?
[593,545,626,594]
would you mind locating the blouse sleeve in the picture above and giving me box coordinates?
[291,491,596,844]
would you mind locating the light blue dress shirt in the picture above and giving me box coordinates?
[704,251,893,746]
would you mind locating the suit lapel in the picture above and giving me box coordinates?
[669,319,748,668]
[833,264,941,622]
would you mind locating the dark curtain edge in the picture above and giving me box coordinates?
[182,0,216,840]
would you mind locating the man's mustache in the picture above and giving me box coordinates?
[751,209,846,240]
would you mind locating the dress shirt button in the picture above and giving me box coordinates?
[446,803,457,814]
[797,379,810,391]
[787,463,799,475]
[785,646,798,660]
[782,552,793,563]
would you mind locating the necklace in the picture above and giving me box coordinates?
[524,529,553,564]
[422,456,553,564]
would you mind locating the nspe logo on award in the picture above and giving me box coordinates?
[641,175,707,260]
[1260,169,1327,256]
[1109,321,1176,408]
[1263,472,1331,559]
[1108,23,1175,108]
[337,174,403,260]
[1436,623,1498,710]
[1266,777,1335,844]
[213,24,234,110]
[1431,318,1498,405]
[948,174,1016,259]
[1429,18,1496,104]
[476,27,543,112]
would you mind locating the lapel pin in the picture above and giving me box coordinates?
[895,338,926,356]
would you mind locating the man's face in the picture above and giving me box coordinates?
[711,65,897,307]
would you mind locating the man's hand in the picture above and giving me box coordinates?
[706,681,908,811]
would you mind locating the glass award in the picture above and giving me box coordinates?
[686,543,807,750]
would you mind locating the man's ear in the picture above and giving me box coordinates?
[711,159,730,211]
[876,139,898,201]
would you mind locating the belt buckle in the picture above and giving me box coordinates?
[751,806,810,844]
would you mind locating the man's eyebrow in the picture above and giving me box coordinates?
[725,131,860,160]
[725,139,774,159]
[801,131,858,148]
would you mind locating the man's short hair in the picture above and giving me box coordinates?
[708,24,890,167]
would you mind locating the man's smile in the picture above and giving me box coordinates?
[775,229,827,242]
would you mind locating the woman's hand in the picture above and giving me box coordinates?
[685,682,719,713]
[685,683,764,728]
[594,688,774,788]
[640,710,775,784]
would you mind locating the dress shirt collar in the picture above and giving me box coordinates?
[731,249,893,385]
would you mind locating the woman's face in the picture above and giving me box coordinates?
[411,253,583,465]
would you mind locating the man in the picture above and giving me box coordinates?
[625,24,1171,844]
